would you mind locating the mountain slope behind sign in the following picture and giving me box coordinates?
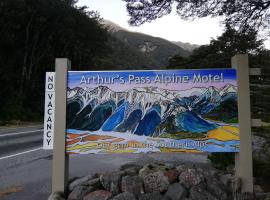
[103,20,191,68]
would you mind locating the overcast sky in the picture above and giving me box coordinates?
[77,0,270,49]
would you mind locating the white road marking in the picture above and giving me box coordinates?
[0,125,42,131]
[0,147,43,160]
[0,130,43,137]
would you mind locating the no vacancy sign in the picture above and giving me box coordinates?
[43,72,55,149]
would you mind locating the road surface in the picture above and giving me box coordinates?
[0,125,44,159]
[0,125,208,200]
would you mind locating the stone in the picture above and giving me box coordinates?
[121,175,144,196]
[254,184,264,193]
[220,174,233,188]
[255,192,267,200]
[69,174,95,191]
[179,169,204,189]
[121,164,142,176]
[120,164,142,176]
[120,163,142,171]
[252,135,270,160]
[48,191,65,200]
[111,192,137,200]
[143,171,170,193]
[139,163,170,178]
[197,167,218,178]
[265,193,270,200]
[239,192,254,200]
[175,165,188,175]
[83,190,112,200]
[164,169,179,184]
[206,177,228,200]
[83,178,101,190]
[68,186,94,200]
[100,171,125,195]
[164,163,174,170]
[189,186,218,200]
[139,192,171,200]
[231,176,241,197]
[139,163,159,178]
[165,183,187,200]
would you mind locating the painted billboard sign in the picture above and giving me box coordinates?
[66,69,239,154]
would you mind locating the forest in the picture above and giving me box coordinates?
[0,0,110,122]
[0,0,270,124]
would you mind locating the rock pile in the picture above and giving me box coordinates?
[49,162,270,200]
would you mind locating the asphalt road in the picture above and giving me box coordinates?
[0,126,208,200]
[0,125,44,158]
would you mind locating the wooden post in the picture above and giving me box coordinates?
[52,58,71,194]
[231,54,253,193]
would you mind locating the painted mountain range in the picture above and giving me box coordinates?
[66,84,237,137]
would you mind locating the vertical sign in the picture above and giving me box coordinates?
[43,72,55,149]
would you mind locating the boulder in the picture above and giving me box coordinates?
[220,174,233,188]
[83,190,112,200]
[143,171,170,193]
[252,135,270,161]
[206,177,228,200]
[111,192,137,200]
[120,163,142,176]
[139,163,159,178]
[100,171,125,195]
[139,163,169,178]
[175,165,188,175]
[68,186,94,200]
[139,192,171,200]
[164,169,179,184]
[82,178,102,190]
[254,184,264,193]
[189,186,217,200]
[121,175,144,196]
[179,169,204,189]
[165,183,187,200]
[48,191,65,200]
[69,174,96,191]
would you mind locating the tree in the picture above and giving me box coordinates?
[123,0,270,32]
[0,0,110,122]
[167,24,264,69]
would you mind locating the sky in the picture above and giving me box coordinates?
[77,0,270,48]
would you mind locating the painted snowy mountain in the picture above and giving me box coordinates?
[203,84,238,123]
[191,86,222,114]
[67,84,237,137]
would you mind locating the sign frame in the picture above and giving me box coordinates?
[50,55,253,195]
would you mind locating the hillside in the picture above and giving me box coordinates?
[173,41,200,52]
[97,35,160,70]
[102,20,191,68]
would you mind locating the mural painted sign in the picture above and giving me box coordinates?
[66,69,239,154]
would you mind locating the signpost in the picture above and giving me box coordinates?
[52,58,70,193]
[232,54,253,193]
[49,54,254,195]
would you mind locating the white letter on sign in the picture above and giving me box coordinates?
[43,72,55,150]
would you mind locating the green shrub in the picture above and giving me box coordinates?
[208,152,235,170]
